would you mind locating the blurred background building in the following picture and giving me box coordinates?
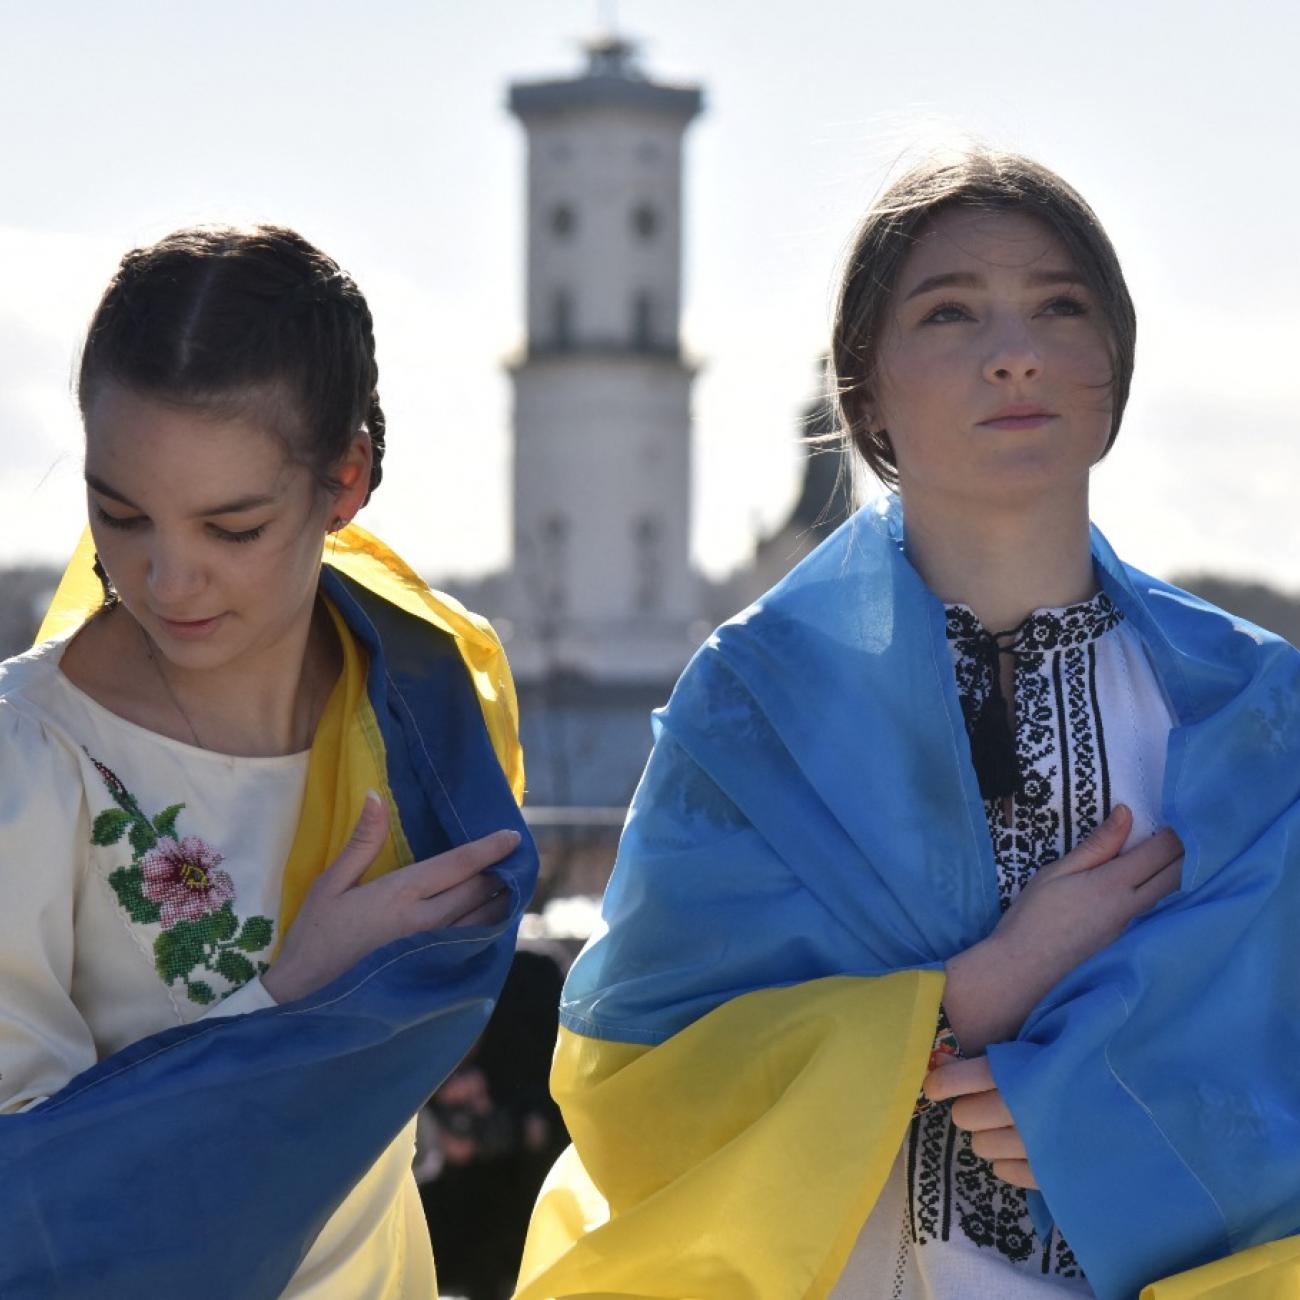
[445,36,857,903]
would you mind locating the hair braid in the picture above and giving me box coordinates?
[79,223,392,511]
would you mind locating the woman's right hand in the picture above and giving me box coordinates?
[943,806,1183,1054]
[262,791,519,1004]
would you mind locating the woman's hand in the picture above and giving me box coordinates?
[923,1056,1037,1189]
[262,792,519,1004]
[944,805,1183,1053]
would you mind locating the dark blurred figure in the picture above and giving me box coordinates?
[416,944,570,1300]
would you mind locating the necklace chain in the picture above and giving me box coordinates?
[135,607,327,755]
[139,622,206,750]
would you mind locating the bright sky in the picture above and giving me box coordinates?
[3,0,1297,591]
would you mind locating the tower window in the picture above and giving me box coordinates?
[540,514,570,615]
[633,515,663,613]
[552,289,575,349]
[631,203,659,241]
[550,203,576,238]
[631,292,654,349]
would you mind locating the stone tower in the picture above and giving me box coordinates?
[506,37,704,682]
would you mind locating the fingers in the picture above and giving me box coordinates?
[1106,827,1184,892]
[923,1054,995,1102]
[451,888,512,930]
[1049,804,1132,877]
[991,1159,1039,1189]
[401,830,521,902]
[923,1056,1037,1185]
[1132,854,1184,911]
[951,1089,1014,1133]
[409,871,510,934]
[970,1125,1027,1162]
[320,790,390,893]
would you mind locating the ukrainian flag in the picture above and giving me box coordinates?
[516,500,1300,1300]
[2,525,536,1299]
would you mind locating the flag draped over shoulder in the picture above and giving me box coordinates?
[3,524,536,1300]
[516,498,1300,1300]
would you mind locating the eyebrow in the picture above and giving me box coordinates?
[903,269,1087,301]
[86,474,278,518]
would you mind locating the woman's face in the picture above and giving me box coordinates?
[84,383,347,671]
[872,207,1115,512]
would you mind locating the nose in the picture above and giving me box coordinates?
[146,542,206,609]
[983,315,1042,384]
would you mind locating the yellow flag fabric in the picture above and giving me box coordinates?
[35,527,105,645]
[274,596,409,942]
[1141,1237,1300,1299]
[515,971,944,1300]
[516,964,1300,1299]
[323,524,525,804]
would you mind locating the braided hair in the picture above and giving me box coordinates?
[79,225,387,505]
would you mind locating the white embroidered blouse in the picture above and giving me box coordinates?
[834,591,1176,1299]
[0,633,434,1300]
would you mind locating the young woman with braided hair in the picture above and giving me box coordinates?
[0,226,536,1298]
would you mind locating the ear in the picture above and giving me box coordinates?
[328,433,373,528]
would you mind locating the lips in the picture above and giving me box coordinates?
[155,613,226,640]
[979,405,1057,430]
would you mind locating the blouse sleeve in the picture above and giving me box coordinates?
[0,700,98,1114]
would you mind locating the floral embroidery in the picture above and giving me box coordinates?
[141,836,236,927]
[86,752,275,1006]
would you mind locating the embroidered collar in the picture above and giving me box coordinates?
[944,590,1124,656]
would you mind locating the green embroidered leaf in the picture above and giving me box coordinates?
[92,808,132,846]
[152,803,185,838]
[215,949,256,987]
[128,818,158,857]
[211,903,239,943]
[234,915,274,953]
[186,980,215,1005]
[154,928,195,984]
[108,865,162,925]
[162,914,222,967]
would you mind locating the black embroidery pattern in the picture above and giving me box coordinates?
[903,592,1123,1282]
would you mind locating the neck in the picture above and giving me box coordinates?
[899,483,1097,633]
[139,595,338,758]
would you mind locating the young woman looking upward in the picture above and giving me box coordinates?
[515,152,1300,1300]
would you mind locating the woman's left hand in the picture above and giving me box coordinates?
[922,1055,1039,1189]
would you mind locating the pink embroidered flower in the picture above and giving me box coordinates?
[141,835,235,927]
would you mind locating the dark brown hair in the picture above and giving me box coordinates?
[832,149,1136,489]
[79,224,386,503]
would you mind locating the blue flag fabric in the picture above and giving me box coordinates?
[562,497,1300,1298]
[0,569,537,1300]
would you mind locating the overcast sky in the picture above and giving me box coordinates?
[3,0,1297,592]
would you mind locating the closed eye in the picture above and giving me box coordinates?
[209,523,266,544]
[95,504,266,545]
[94,505,146,531]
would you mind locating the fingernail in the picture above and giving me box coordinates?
[363,789,383,813]
[501,829,521,846]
